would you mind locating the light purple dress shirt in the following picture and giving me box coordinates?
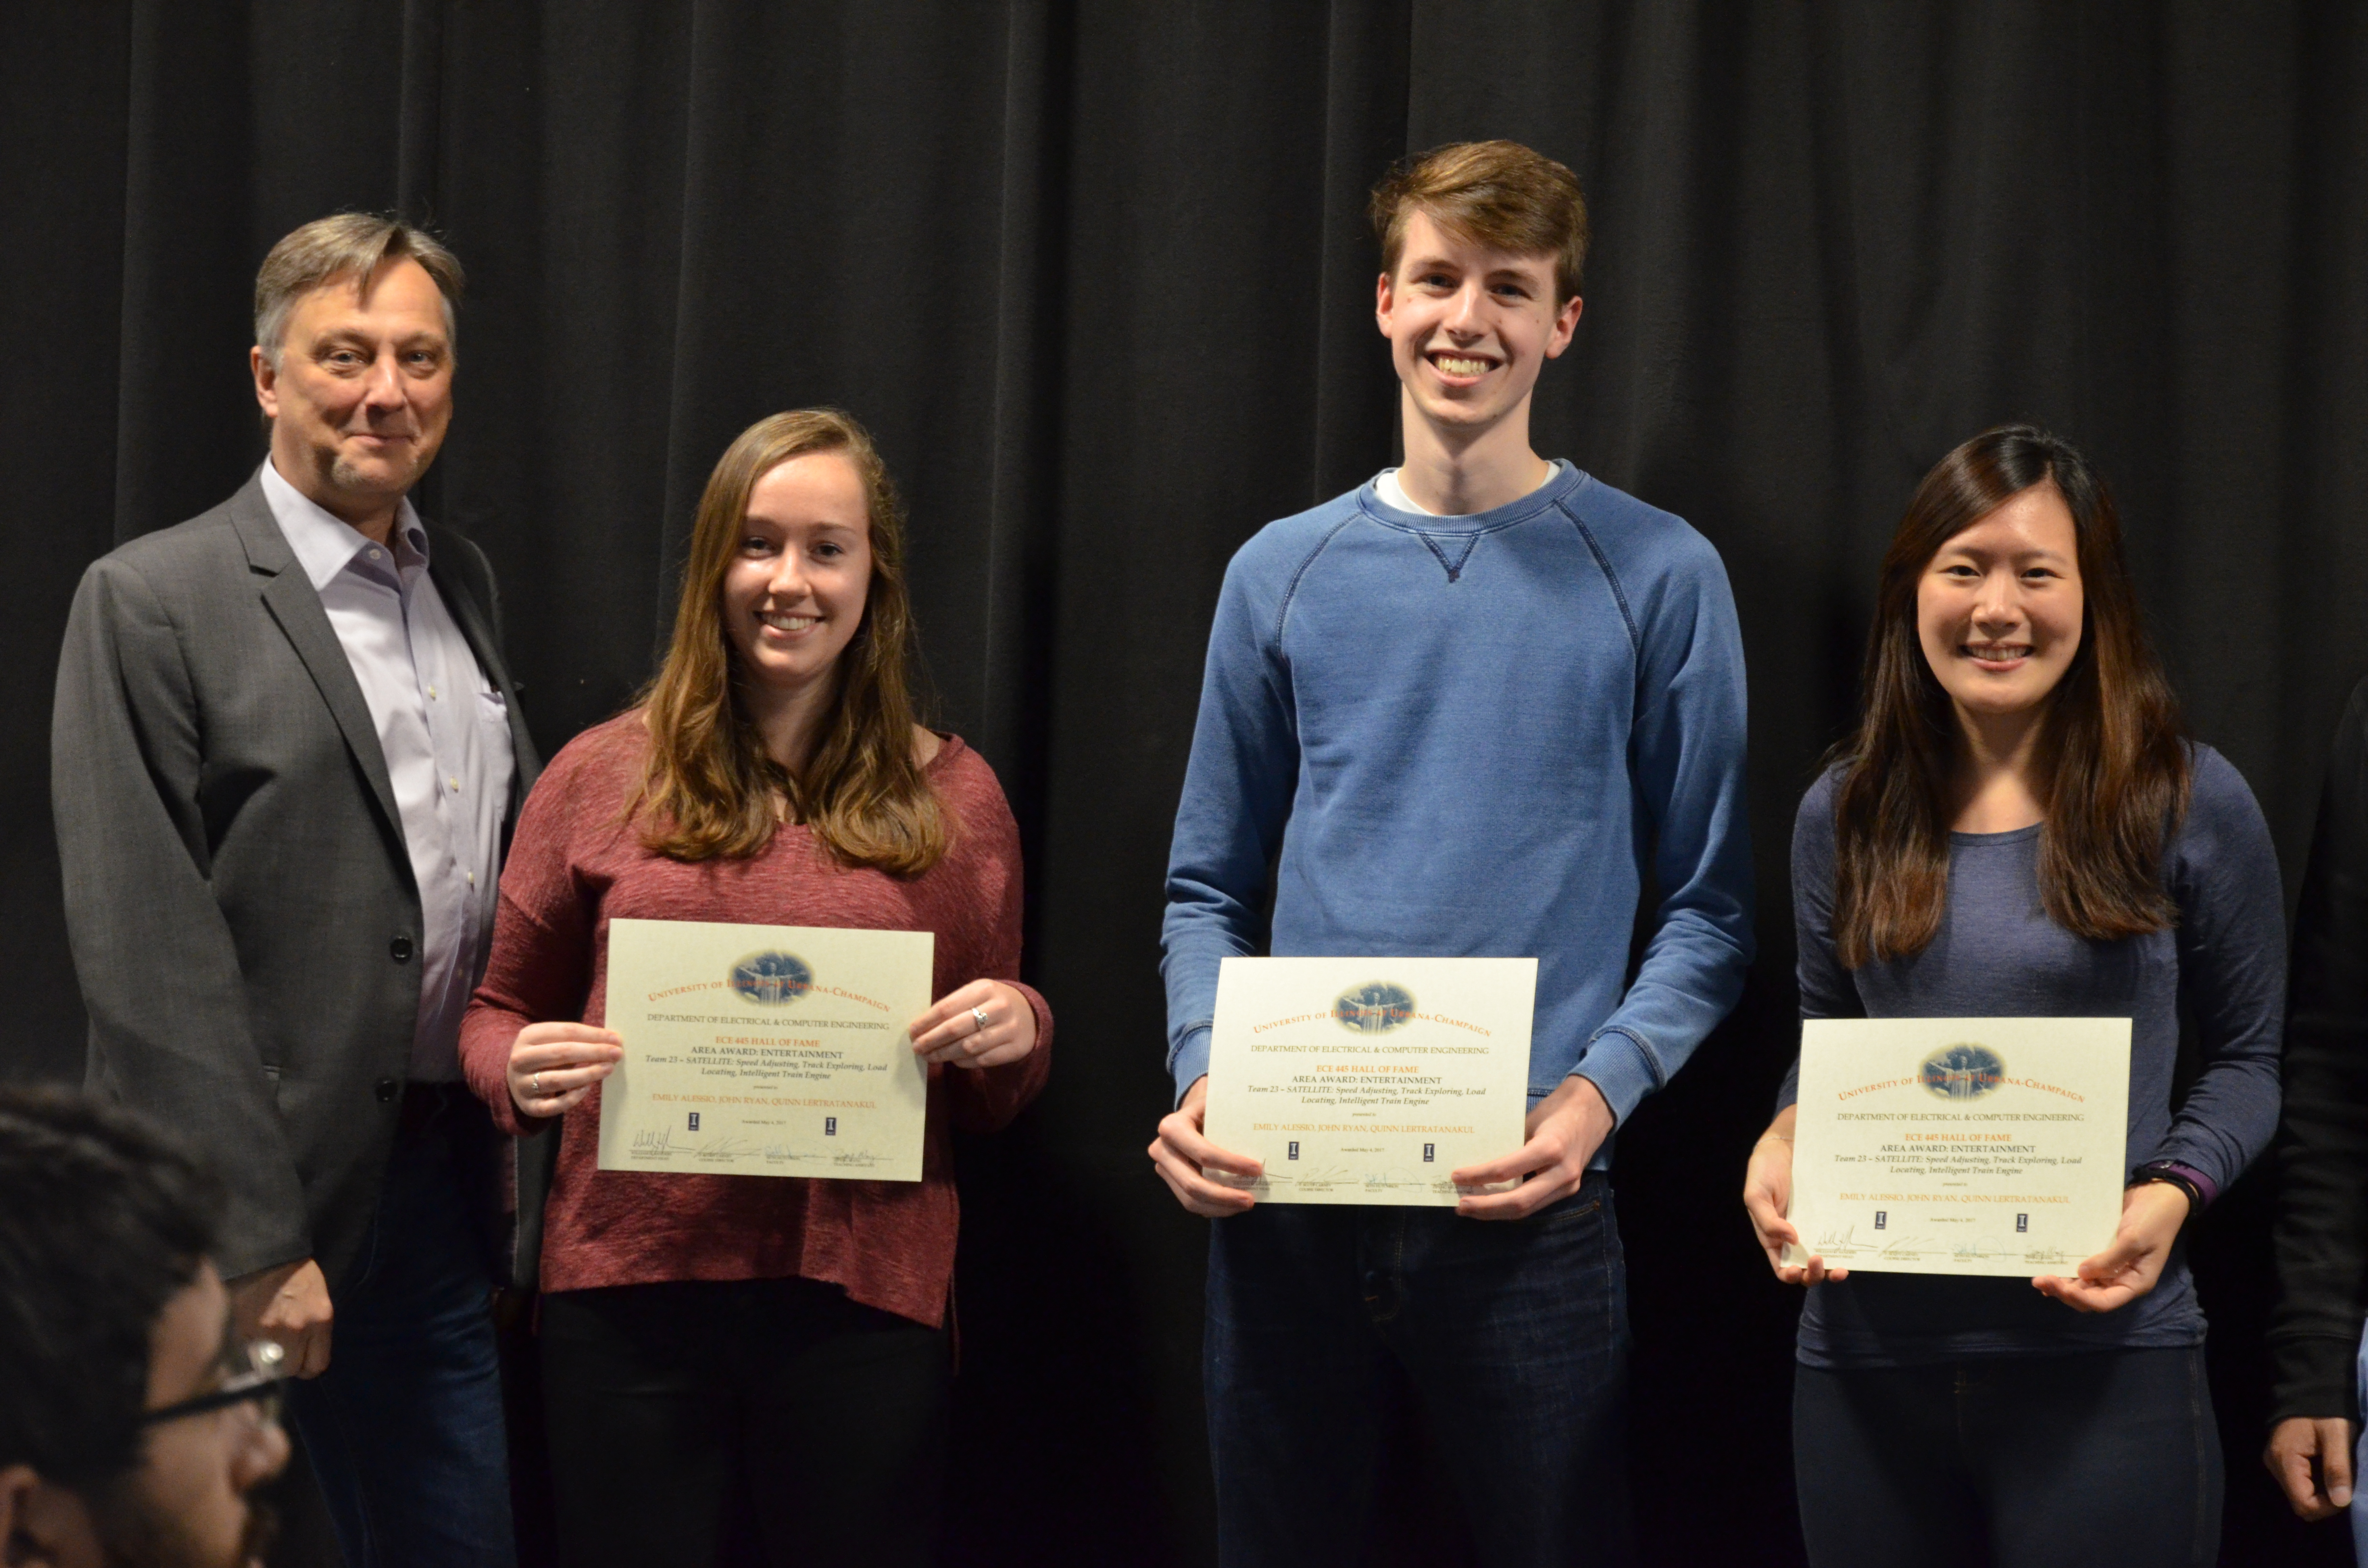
[261,460,516,1081]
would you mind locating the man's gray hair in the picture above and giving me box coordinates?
[253,213,464,365]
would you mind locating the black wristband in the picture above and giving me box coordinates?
[2132,1163,2205,1214]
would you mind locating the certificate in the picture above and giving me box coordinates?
[596,919,934,1182]
[1784,1017,2131,1276]
[1203,956,1535,1206]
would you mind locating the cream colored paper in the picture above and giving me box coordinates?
[1203,956,1536,1206]
[596,919,933,1182]
[1784,1017,2132,1276]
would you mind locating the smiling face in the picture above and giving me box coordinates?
[1374,208,1582,444]
[250,257,453,524]
[1916,481,2085,725]
[721,450,875,703]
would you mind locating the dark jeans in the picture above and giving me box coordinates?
[283,1092,514,1568]
[539,1276,949,1568]
[1793,1347,2223,1568]
[1204,1174,1633,1568]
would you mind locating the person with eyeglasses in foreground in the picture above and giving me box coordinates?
[0,1086,288,1568]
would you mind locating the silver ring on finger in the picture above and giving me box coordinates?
[970,1004,991,1036]
[531,1071,543,1093]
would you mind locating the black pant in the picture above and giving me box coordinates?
[1792,1348,2221,1568]
[539,1277,948,1568]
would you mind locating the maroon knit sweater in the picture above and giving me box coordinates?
[459,713,1051,1327]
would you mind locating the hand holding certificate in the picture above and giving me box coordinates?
[1758,1017,2132,1280]
[1194,956,1537,1209]
[595,919,936,1182]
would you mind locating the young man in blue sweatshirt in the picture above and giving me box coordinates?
[1149,140,1755,1566]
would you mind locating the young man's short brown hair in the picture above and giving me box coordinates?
[1369,140,1589,304]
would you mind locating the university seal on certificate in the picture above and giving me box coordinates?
[597,919,935,1182]
[1784,1017,2132,1276]
[1202,956,1535,1206]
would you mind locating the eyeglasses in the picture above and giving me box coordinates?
[141,1339,286,1428]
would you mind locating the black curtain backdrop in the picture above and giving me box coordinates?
[7,4,2366,1565]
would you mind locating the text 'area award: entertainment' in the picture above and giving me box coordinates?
[1204,956,1535,1206]
[598,919,934,1181]
[1786,1017,2131,1275]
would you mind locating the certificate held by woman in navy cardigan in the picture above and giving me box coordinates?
[1202,956,1535,1204]
[1785,1017,2131,1275]
[596,918,935,1181]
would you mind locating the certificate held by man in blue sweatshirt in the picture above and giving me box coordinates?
[1203,956,1536,1204]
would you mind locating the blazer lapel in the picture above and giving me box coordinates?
[228,476,407,840]
[429,539,542,799]
[431,553,512,699]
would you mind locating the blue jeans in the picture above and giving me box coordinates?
[284,1095,515,1568]
[1204,1174,1633,1568]
[1793,1348,2221,1568]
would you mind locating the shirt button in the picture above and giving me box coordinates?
[390,936,414,963]
[448,776,460,791]
[374,1078,399,1103]
[466,871,476,885]
[369,548,384,561]
[428,684,438,699]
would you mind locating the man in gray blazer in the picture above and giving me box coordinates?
[53,214,535,1568]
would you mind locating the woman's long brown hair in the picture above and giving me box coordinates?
[1830,424,2188,968]
[633,408,948,874]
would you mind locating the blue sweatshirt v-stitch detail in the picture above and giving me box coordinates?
[1416,530,1480,581]
[1161,462,1756,1152]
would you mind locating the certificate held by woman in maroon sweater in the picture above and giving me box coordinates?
[598,919,935,1181]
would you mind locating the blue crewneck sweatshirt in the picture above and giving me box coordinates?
[1161,462,1755,1145]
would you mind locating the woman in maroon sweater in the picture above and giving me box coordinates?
[460,408,1050,1567]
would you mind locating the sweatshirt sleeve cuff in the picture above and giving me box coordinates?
[1574,1028,1659,1125]
[1170,1025,1212,1107]
[2268,1334,2366,1426]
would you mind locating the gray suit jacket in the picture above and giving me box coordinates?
[53,470,543,1289]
